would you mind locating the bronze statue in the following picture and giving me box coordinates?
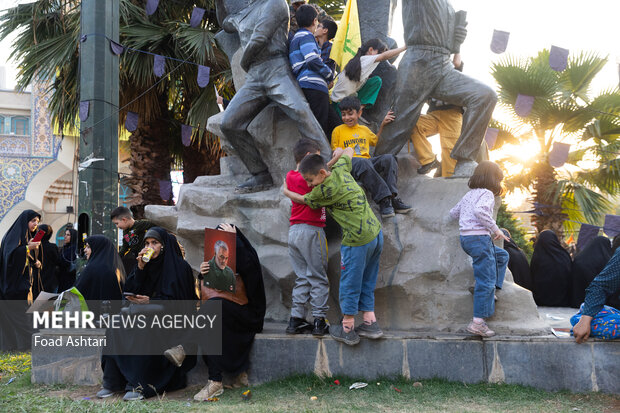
[215,0,331,192]
[374,0,497,177]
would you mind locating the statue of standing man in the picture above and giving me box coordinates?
[215,0,332,192]
[374,0,497,177]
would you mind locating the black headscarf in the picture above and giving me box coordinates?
[531,230,573,306]
[37,224,61,293]
[501,229,532,291]
[569,236,612,308]
[216,224,266,333]
[125,227,196,300]
[75,235,124,305]
[0,209,41,299]
[61,228,78,263]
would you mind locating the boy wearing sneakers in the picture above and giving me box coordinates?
[331,95,411,218]
[285,139,330,336]
[282,147,384,346]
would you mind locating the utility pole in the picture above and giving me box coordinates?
[78,0,119,241]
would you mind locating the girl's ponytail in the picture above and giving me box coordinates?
[343,38,387,82]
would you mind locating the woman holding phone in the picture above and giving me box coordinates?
[0,209,41,350]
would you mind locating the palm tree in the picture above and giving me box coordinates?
[0,0,228,215]
[491,50,620,238]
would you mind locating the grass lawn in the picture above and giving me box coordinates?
[1,352,619,412]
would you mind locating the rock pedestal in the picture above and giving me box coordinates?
[147,119,548,334]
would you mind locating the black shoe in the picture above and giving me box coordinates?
[329,324,360,346]
[378,197,395,218]
[392,197,412,214]
[417,158,439,175]
[312,317,329,336]
[236,171,273,193]
[286,317,312,334]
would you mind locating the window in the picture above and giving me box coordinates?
[0,116,4,134]
[11,117,29,135]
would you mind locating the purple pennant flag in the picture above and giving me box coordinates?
[603,214,620,237]
[576,224,600,252]
[484,128,499,150]
[490,30,509,54]
[515,94,535,117]
[159,180,172,201]
[110,40,124,55]
[548,142,570,167]
[125,111,139,132]
[146,0,159,16]
[181,124,193,146]
[549,45,569,71]
[190,7,206,27]
[154,54,165,77]
[79,101,89,122]
[197,65,210,88]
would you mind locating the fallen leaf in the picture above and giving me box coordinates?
[334,379,340,385]
[310,396,318,401]
[413,382,422,387]
[394,387,402,393]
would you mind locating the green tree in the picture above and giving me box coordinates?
[496,203,533,261]
[0,0,228,214]
[491,50,620,239]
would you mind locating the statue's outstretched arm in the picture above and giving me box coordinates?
[240,0,288,70]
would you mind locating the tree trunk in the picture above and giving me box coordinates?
[531,160,567,240]
[182,136,224,184]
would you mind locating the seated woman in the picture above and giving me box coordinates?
[96,227,197,401]
[0,209,41,350]
[74,235,125,313]
[194,223,266,402]
[501,229,532,291]
[569,236,612,308]
[530,230,573,307]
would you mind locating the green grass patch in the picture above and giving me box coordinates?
[0,353,618,412]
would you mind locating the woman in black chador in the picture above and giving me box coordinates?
[569,236,612,308]
[501,229,532,291]
[58,228,78,291]
[74,235,125,313]
[194,223,266,401]
[97,227,197,401]
[37,224,62,293]
[0,209,41,350]
[530,230,572,307]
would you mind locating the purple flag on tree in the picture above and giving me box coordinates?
[159,180,172,201]
[110,40,124,55]
[197,65,210,88]
[484,128,499,150]
[190,7,206,27]
[125,111,139,132]
[181,124,193,146]
[603,214,620,237]
[490,30,509,54]
[548,142,570,167]
[146,0,159,16]
[154,54,165,77]
[79,101,89,122]
[549,46,569,72]
[515,94,535,117]
[576,224,600,252]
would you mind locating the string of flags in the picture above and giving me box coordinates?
[574,215,620,250]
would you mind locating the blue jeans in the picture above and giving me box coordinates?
[339,231,384,315]
[460,235,509,318]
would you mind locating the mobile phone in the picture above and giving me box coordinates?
[123,292,136,297]
[31,230,45,243]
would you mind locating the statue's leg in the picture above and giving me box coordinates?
[265,65,334,163]
[374,50,439,156]
[220,81,270,175]
[432,70,497,164]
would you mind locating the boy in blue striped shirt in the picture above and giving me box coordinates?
[289,4,335,138]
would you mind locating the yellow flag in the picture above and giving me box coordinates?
[330,0,361,70]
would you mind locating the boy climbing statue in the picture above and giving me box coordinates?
[215,0,331,193]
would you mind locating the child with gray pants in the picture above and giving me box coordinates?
[285,138,330,336]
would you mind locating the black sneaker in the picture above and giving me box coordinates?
[286,317,312,334]
[329,324,360,346]
[392,197,412,214]
[378,197,395,218]
[312,317,329,336]
[355,321,384,339]
[417,158,439,175]
[236,171,273,193]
